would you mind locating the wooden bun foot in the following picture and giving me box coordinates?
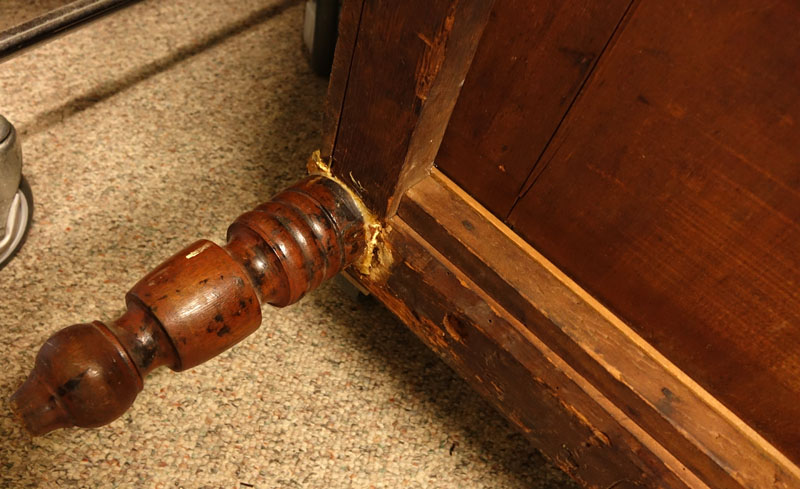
[10,175,365,435]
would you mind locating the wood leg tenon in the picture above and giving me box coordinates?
[10,175,366,435]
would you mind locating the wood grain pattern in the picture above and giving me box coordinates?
[321,0,364,156]
[396,172,800,489]
[506,0,800,466]
[11,176,365,435]
[351,219,691,489]
[326,0,494,217]
[435,0,632,218]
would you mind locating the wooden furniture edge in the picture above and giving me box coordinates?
[347,170,800,489]
[321,0,364,156]
[426,170,800,486]
[322,0,495,218]
[348,219,690,488]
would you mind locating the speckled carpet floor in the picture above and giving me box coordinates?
[0,1,576,487]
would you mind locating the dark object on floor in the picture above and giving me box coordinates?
[302,0,338,76]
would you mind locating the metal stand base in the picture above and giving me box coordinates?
[0,116,33,270]
[0,177,33,268]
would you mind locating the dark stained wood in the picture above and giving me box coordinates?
[506,0,800,465]
[321,0,364,156]
[10,176,365,435]
[127,239,262,371]
[326,0,494,217]
[391,172,800,488]
[351,211,692,488]
[397,174,747,489]
[434,0,633,219]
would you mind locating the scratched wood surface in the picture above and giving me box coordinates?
[352,219,690,489]
[324,0,494,217]
[398,172,800,489]
[507,0,800,464]
[435,0,632,219]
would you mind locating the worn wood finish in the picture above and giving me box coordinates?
[351,219,691,489]
[11,176,365,435]
[325,0,494,217]
[393,172,800,489]
[506,0,800,464]
[320,0,364,156]
[435,0,632,219]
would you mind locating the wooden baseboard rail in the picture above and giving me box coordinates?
[347,170,800,489]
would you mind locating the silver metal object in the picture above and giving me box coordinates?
[0,187,30,265]
[0,0,137,263]
[0,115,22,235]
[0,115,32,267]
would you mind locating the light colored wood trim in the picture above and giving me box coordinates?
[405,169,800,488]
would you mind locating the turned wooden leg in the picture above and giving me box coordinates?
[10,175,366,435]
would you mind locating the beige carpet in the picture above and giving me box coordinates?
[0,1,576,487]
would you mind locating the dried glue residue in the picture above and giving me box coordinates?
[307,150,331,174]
[357,222,392,281]
[307,151,393,280]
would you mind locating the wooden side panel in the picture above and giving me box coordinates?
[325,0,494,217]
[507,0,800,463]
[321,0,364,156]
[434,0,633,219]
